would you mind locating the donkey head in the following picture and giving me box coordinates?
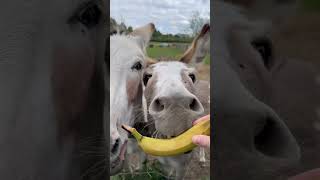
[212,1,300,179]
[142,24,210,138]
[109,23,154,174]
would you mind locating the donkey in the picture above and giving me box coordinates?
[213,0,320,179]
[0,0,107,179]
[140,24,210,180]
[109,23,155,175]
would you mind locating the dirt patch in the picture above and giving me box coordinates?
[183,147,210,180]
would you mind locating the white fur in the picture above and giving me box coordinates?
[153,61,195,101]
[142,85,148,122]
[109,34,146,159]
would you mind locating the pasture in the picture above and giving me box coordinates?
[147,42,211,65]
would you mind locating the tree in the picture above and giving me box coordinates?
[153,29,162,37]
[127,26,133,33]
[188,11,209,36]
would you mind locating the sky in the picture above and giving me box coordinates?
[110,0,210,35]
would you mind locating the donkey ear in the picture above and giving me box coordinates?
[180,24,210,64]
[130,23,155,51]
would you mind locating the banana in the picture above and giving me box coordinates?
[121,117,210,157]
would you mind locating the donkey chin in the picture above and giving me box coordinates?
[110,137,128,175]
[110,119,130,175]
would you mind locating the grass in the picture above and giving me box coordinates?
[147,42,185,60]
[111,161,170,180]
[146,42,210,65]
[204,55,210,65]
[110,160,210,180]
[147,46,183,60]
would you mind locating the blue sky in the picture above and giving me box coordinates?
[110,0,210,34]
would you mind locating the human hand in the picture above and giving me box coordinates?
[192,115,210,148]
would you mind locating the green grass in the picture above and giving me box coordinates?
[147,42,184,60]
[147,42,210,64]
[204,55,210,65]
[147,46,183,60]
[111,161,170,180]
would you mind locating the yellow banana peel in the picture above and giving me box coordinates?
[122,117,210,157]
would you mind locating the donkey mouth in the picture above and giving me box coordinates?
[110,140,128,175]
[119,140,128,160]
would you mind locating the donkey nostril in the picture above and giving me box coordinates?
[190,99,196,109]
[254,118,280,156]
[111,138,120,154]
[254,116,298,159]
[189,98,202,112]
[151,98,165,112]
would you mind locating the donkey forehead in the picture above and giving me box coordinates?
[151,61,192,76]
[149,61,194,89]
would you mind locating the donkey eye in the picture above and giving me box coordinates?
[76,3,102,28]
[251,37,272,69]
[143,73,152,86]
[189,73,196,83]
[131,62,143,71]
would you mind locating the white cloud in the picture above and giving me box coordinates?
[110,0,210,34]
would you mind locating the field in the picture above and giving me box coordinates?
[147,42,211,65]
[147,43,183,60]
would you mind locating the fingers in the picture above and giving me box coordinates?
[192,135,210,148]
[193,114,210,126]
[192,115,211,148]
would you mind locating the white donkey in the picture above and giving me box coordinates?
[108,23,155,175]
[140,24,210,180]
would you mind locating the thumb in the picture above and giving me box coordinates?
[192,135,210,148]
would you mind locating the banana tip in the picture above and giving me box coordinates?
[121,124,133,133]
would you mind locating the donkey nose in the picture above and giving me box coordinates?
[150,95,204,114]
[253,108,300,159]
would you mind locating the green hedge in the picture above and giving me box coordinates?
[151,37,192,43]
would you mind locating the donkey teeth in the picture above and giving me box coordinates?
[122,116,210,157]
